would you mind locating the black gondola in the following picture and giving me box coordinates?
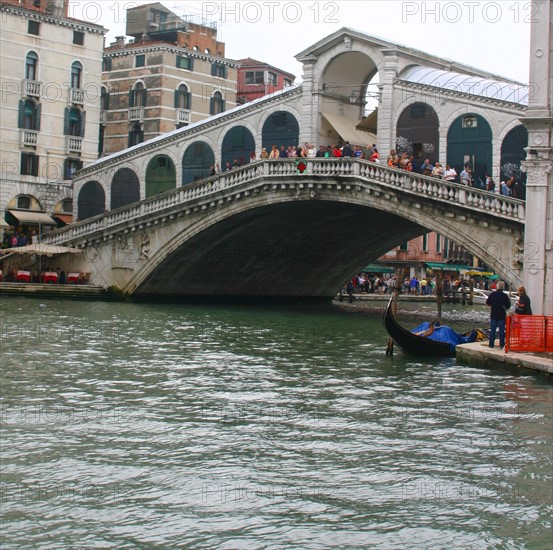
[383,297,456,357]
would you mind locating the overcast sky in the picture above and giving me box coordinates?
[70,0,533,84]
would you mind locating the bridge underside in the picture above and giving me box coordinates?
[134,201,426,299]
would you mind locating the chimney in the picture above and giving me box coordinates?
[112,36,126,47]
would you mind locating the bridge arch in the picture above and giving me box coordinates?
[447,113,493,186]
[500,124,528,183]
[78,180,105,220]
[111,168,140,209]
[220,126,255,169]
[182,141,215,185]
[145,154,176,197]
[261,111,300,151]
[395,102,440,166]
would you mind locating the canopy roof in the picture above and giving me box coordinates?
[0,244,81,256]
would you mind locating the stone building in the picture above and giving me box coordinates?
[0,0,105,239]
[100,2,238,155]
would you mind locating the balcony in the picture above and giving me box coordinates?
[175,108,191,125]
[128,106,144,121]
[66,136,83,153]
[21,129,38,147]
[70,87,85,105]
[23,79,41,97]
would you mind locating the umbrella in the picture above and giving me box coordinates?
[0,244,82,257]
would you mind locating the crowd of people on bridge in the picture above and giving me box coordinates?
[206,140,525,199]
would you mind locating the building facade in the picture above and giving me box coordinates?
[236,58,295,104]
[0,0,105,240]
[100,3,238,155]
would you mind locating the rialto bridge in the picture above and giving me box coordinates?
[42,158,525,299]
[38,23,552,311]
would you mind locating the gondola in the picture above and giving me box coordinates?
[383,297,469,357]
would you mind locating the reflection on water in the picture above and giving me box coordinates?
[0,297,551,549]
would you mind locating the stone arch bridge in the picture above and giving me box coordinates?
[42,159,525,299]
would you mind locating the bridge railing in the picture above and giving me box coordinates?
[42,159,524,245]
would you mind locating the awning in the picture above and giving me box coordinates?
[356,108,378,133]
[362,264,395,274]
[322,113,377,147]
[0,244,82,256]
[6,210,56,225]
[425,262,473,271]
[52,213,73,225]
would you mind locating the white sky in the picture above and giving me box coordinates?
[69,0,533,84]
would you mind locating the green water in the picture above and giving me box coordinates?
[1,298,551,549]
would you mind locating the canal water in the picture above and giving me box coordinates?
[1,297,551,549]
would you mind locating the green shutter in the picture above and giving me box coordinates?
[18,100,25,128]
[174,90,179,108]
[223,66,227,79]
[221,99,225,112]
[186,92,191,110]
[128,132,132,147]
[141,88,147,106]
[211,64,216,76]
[63,107,70,135]
[189,58,194,71]
[129,89,135,108]
[209,97,214,115]
[35,103,41,131]
[32,154,39,176]
[80,111,86,137]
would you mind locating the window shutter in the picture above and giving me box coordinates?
[128,132,133,147]
[80,111,86,137]
[174,90,179,108]
[223,66,227,79]
[32,154,39,176]
[104,92,110,110]
[211,64,216,76]
[139,129,144,143]
[221,99,226,112]
[63,107,70,135]
[141,88,147,106]
[36,103,41,131]
[18,100,25,128]
[189,58,194,71]
[209,97,214,115]
[129,89,135,108]
[186,92,191,110]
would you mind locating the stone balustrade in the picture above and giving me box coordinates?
[42,159,525,246]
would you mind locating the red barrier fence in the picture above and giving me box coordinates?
[506,315,553,353]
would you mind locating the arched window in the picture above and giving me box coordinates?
[71,61,82,89]
[23,99,38,129]
[130,82,147,108]
[174,84,190,109]
[25,51,38,80]
[210,91,225,115]
[128,122,144,147]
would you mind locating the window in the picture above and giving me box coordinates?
[102,57,112,71]
[462,116,478,129]
[436,234,442,254]
[25,52,38,80]
[211,63,227,78]
[399,242,408,251]
[28,20,40,35]
[210,92,224,115]
[71,61,82,88]
[73,31,84,45]
[101,87,109,111]
[128,122,144,147]
[17,195,31,209]
[20,153,39,176]
[411,105,425,118]
[19,99,40,130]
[422,233,428,252]
[136,54,145,68]
[64,107,85,137]
[245,71,263,84]
[267,72,277,85]
[64,158,83,180]
[129,83,147,108]
[176,55,193,70]
[284,79,292,87]
[174,84,190,109]
[62,199,73,212]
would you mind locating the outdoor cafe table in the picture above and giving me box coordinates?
[16,270,31,283]
[67,272,80,284]
[43,271,58,284]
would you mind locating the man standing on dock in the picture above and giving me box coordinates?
[486,281,511,349]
